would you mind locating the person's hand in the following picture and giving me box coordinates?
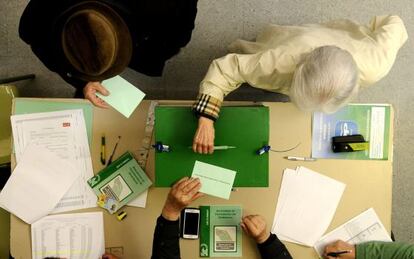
[102,253,120,259]
[83,82,110,108]
[241,215,270,244]
[324,240,355,259]
[162,177,204,221]
[193,116,215,154]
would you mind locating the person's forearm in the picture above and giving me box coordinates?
[151,215,181,259]
[356,241,414,259]
[257,233,292,259]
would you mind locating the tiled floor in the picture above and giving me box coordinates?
[1,0,413,247]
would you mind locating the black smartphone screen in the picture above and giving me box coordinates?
[184,212,199,235]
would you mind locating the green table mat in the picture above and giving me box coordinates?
[155,106,269,187]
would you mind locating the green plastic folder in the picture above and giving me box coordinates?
[14,99,93,146]
[155,106,269,187]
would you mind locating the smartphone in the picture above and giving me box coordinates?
[180,208,200,239]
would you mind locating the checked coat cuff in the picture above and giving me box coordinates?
[192,93,222,121]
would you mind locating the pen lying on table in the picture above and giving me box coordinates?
[284,156,316,161]
[189,145,236,150]
[100,135,106,165]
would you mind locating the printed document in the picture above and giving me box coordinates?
[0,145,80,224]
[314,208,392,256]
[11,109,97,212]
[31,212,105,259]
[272,166,346,246]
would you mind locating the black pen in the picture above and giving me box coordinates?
[107,136,121,166]
[327,250,352,257]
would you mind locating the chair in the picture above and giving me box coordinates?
[0,75,34,259]
[0,74,34,188]
[0,85,18,187]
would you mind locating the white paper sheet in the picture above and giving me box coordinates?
[314,208,392,256]
[127,190,148,208]
[31,212,105,259]
[0,145,80,224]
[272,166,346,246]
[11,109,97,212]
[271,169,304,245]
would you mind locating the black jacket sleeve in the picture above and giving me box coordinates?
[257,234,293,259]
[151,215,181,259]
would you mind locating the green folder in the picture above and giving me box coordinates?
[14,99,93,146]
[155,106,269,187]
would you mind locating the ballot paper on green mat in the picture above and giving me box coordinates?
[191,161,236,199]
[97,76,145,118]
[155,106,269,187]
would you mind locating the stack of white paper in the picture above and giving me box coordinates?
[31,212,105,259]
[0,145,80,224]
[272,166,346,246]
[314,208,392,256]
[11,109,97,213]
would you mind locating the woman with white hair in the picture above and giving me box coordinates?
[192,15,407,154]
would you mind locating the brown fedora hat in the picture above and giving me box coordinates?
[59,1,132,82]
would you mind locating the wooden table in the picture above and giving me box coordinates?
[10,99,393,259]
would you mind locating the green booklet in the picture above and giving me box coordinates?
[200,205,242,257]
[87,152,152,213]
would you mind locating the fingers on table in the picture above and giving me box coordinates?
[243,216,259,232]
[250,215,265,229]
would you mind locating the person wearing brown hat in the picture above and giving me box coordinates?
[19,0,198,107]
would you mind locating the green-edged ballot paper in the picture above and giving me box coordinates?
[87,152,152,213]
[200,205,242,257]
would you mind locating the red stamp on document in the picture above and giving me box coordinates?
[62,122,71,127]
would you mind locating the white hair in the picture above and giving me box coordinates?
[290,46,359,113]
